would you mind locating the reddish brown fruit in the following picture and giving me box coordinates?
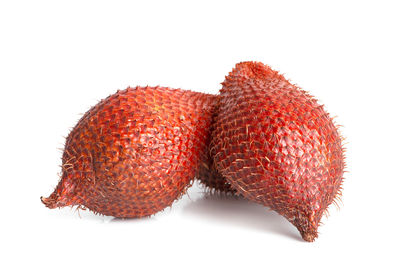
[210,62,345,241]
[42,86,216,218]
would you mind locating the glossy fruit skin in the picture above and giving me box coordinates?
[42,86,216,218]
[210,62,345,241]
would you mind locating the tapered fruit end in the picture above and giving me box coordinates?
[42,175,78,209]
[41,188,73,209]
[290,212,321,242]
[300,230,318,242]
[41,194,64,209]
[230,61,282,80]
[41,195,57,209]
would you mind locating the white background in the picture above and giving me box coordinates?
[1,0,399,269]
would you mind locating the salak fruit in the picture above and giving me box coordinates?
[42,86,217,218]
[210,62,345,241]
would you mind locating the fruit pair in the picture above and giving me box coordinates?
[42,62,345,241]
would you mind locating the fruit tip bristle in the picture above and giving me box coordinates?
[301,231,318,242]
[41,195,57,209]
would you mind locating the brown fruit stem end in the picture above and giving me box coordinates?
[300,230,318,242]
[40,195,59,209]
[40,190,72,209]
[41,178,76,209]
[289,212,320,242]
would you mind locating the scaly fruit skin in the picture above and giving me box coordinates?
[197,149,234,194]
[196,97,235,194]
[42,86,216,218]
[210,62,345,241]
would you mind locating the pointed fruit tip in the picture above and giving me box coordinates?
[301,232,318,242]
[41,195,57,209]
[229,61,281,81]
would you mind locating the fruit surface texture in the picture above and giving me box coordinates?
[197,104,234,194]
[42,86,215,218]
[210,62,345,241]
